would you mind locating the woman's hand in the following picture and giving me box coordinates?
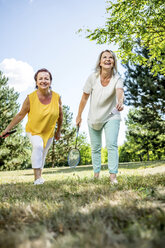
[1,96,30,138]
[76,115,82,127]
[116,88,124,111]
[116,101,124,111]
[55,130,61,141]
[76,93,89,127]
[1,129,10,138]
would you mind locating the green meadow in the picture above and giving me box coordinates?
[0,161,165,248]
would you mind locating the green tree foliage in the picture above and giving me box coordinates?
[0,71,31,170]
[101,148,108,164]
[125,45,164,158]
[119,108,165,162]
[78,133,92,165]
[119,141,140,162]
[124,45,165,116]
[119,44,165,162]
[84,0,165,75]
[46,105,91,167]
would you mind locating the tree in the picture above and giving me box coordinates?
[79,133,92,165]
[124,44,165,152]
[101,148,108,164]
[122,108,165,161]
[119,141,140,162]
[124,45,165,116]
[0,71,31,170]
[119,44,165,161]
[84,0,165,75]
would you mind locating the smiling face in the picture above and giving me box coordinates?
[99,51,114,71]
[36,71,51,90]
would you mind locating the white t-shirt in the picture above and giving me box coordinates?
[83,72,124,130]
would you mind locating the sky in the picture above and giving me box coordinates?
[0,0,129,146]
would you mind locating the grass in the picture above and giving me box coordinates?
[0,161,165,248]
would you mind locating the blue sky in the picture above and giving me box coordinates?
[0,0,129,145]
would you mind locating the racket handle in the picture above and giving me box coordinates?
[76,126,79,138]
[1,130,16,138]
[75,126,79,148]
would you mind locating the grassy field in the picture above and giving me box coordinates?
[0,161,165,248]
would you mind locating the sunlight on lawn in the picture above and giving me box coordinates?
[0,161,164,185]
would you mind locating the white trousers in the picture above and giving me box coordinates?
[27,133,53,169]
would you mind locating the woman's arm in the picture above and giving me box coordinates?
[1,96,30,136]
[55,97,63,141]
[76,92,90,126]
[116,88,124,111]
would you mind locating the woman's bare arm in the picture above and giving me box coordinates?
[116,88,124,111]
[76,92,90,126]
[1,96,30,136]
[55,97,63,140]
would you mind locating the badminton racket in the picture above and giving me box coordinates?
[67,126,81,168]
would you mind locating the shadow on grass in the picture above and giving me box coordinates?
[0,167,165,248]
[0,182,165,248]
[41,200,165,248]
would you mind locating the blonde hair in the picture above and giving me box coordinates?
[95,50,118,75]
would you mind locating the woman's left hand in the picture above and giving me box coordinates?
[116,88,124,111]
[55,130,61,141]
[116,102,124,111]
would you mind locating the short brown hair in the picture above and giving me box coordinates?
[34,68,52,82]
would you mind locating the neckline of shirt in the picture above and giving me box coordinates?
[36,90,53,106]
[98,74,115,88]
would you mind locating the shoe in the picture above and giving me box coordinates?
[34,177,44,185]
[39,177,45,183]
[94,172,100,179]
[111,179,118,185]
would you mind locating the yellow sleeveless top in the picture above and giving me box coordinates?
[26,90,60,148]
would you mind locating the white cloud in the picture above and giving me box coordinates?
[0,58,34,92]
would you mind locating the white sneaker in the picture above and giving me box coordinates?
[34,177,44,185]
[39,177,45,184]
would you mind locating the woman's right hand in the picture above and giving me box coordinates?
[76,115,82,127]
[1,129,9,138]
[76,93,89,128]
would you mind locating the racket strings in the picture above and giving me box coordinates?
[68,149,80,168]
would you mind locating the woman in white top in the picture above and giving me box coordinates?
[76,50,124,184]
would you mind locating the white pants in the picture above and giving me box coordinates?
[27,133,53,169]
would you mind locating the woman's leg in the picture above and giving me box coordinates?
[104,119,120,181]
[88,126,102,177]
[34,168,42,181]
[42,137,53,168]
[27,133,44,182]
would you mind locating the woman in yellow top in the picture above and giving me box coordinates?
[1,68,63,185]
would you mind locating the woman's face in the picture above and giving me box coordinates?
[36,71,51,90]
[99,51,114,71]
